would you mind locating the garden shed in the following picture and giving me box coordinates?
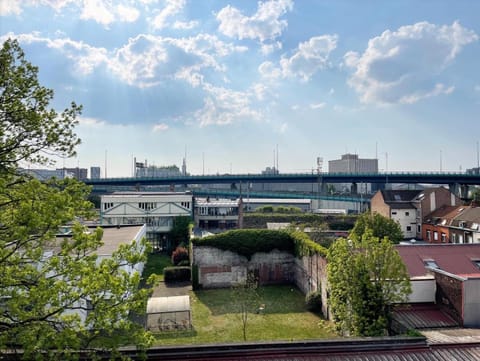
[146,295,192,331]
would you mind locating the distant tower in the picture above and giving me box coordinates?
[182,146,187,175]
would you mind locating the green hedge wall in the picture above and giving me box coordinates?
[192,229,327,259]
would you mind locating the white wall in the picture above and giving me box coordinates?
[391,207,417,238]
[406,278,436,303]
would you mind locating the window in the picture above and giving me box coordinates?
[472,260,480,269]
[391,211,397,215]
[441,233,446,243]
[452,233,457,243]
[434,231,438,241]
[103,202,114,210]
[406,226,412,232]
[417,224,421,233]
[181,201,190,209]
[426,230,431,241]
[405,211,410,216]
[138,202,156,211]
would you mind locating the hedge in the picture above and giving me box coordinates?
[192,229,327,259]
[163,266,191,283]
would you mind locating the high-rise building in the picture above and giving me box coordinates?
[328,154,378,193]
[90,166,101,179]
[57,167,88,180]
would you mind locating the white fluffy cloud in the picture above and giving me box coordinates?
[194,84,262,126]
[152,123,169,132]
[149,0,185,30]
[345,21,478,105]
[259,35,338,81]
[216,0,293,42]
[1,0,141,26]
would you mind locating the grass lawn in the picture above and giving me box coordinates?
[142,253,172,282]
[153,285,337,345]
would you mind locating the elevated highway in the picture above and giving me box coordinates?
[85,171,480,187]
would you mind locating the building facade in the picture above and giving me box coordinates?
[90,166,101,179]
[100,192,193,251]
[328,153,378,193]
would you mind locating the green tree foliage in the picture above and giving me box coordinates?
[169,216,192,248]
[0,39,81,173]
[232,272,261,341]
[349,212,404,244]
[0,39,153,359]
[471,187,480,202]
[327,231,411,336]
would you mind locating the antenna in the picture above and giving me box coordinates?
[440,150,443,172]
[104,150,107,178]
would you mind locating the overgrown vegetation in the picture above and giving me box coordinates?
[255,205,303,213]
[142,253,172,282]
[153,285,336,345]
[243,213,357,230]
[192,229,327,259]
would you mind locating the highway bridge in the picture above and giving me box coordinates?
[85,171,480,187]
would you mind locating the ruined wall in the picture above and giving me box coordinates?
[193,246,294,288]
[293,253,328,317]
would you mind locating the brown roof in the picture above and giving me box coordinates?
[451,207,480,229]
[396,244,480,278]
[393,303,459,329]
[423,205,465,225]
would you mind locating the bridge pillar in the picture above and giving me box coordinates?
[351,182,358,195]
[449,183,460,198]
[460,184,470,199]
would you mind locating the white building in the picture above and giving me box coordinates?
[49,224,147,325]
[100,192,193,251]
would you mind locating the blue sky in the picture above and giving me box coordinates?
[1,0,479,177]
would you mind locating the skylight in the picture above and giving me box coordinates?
[424,260,440,269]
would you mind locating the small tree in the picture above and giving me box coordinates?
[169,216,192,248]
[171,246,189,266]
[327,231,411,336]
[232,272,261,341]
[350,212,404,244]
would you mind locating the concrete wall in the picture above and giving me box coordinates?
[463,278,480,327]
[371,192,390,218]
[434,272,463,325]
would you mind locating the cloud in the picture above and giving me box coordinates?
[345,21,478,105]
[259,35,338,81]
[310,102,326,109]
[149,0,185,30]
[2,32,109,75]
[1,1,141,26]
[173,20,199,30]
[108,33,245,88]
[216,0,293,43]
[152,123,169,132]
[0,0,23,15]
[78,116,106,128]
[194,84,262,126]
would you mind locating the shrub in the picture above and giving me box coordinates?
[163,266,191,283]
[305,290,322,312]
[171,246,189,266]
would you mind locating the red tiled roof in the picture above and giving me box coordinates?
[396,244,480,278]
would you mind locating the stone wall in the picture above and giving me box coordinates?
[193,246,294,288]
[192,246,329,316]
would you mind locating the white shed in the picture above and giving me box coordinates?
[146,296,192,331]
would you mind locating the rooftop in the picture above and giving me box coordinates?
[396,244,480,278]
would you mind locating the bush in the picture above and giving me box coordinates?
[305,290,322,312]
[163,266,191,283]
[171,246,189,266]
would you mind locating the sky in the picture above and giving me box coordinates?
[1,0,480,177]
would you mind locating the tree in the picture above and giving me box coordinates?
[232,272,261,341]
[327,231,411,336]
[349,212,404,244]
[169,216,192,249]
[0,39,153,359]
